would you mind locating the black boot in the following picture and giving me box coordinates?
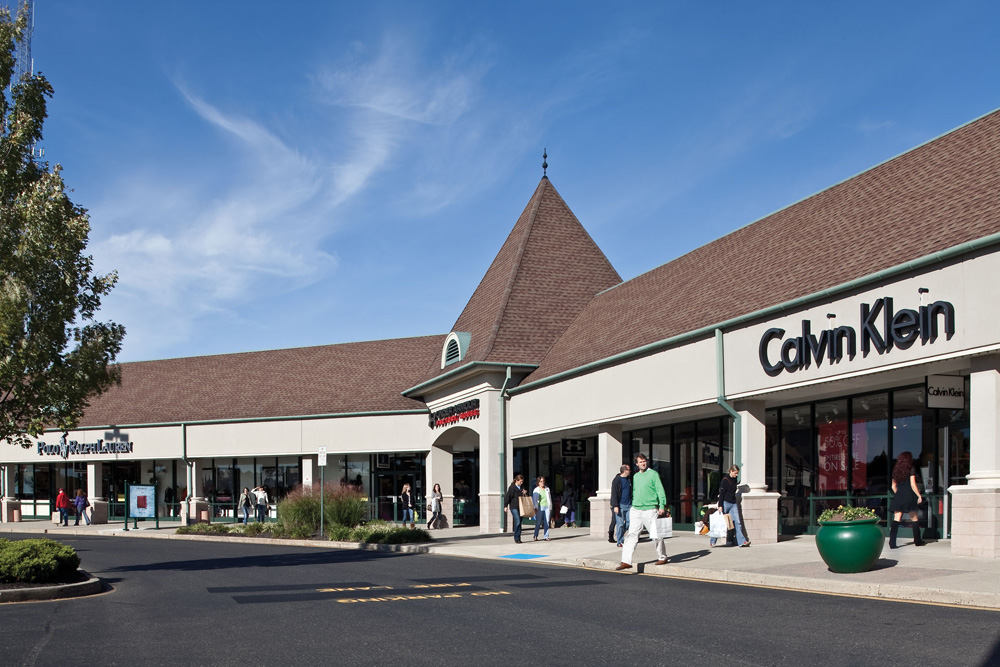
[889,520,899,549]
[912,523,926,546]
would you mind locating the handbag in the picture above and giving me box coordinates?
[652,515,673,539]
[518,495,536,518]
[725,514,734,530]
[695,521,708,535]
[559,505,569,514]
[708,512,728,538]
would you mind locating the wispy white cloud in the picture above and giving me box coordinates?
[90,93,340,360]
[88,27,622,361]
[857,118,896,135]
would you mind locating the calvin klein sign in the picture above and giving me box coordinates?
[759,297,955,377]
[926,375,965,409]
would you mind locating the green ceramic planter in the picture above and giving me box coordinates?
[815,517,885,573]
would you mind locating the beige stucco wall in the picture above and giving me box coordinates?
[724,251,1000,398]
[509,337,718,439]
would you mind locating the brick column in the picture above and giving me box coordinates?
[949,355,1000,558]
[0,464,20,522]
[590,425,623,538]
[736,400,779,544]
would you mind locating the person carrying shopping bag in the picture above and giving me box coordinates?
[532,477,553,541]
[711,465,750,547]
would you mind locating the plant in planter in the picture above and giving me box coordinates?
[815,505,885,573]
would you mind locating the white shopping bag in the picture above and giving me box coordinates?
[708,512,728,539]
[651,515,673,539]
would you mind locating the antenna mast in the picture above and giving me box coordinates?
[8,0,42,160]
[12,0,33,85]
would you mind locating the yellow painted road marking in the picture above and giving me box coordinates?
[337,590,510,604]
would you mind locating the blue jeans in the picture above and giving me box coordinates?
[427,510,441,528]
[58,508,68,525]
[510,507,522,542]
[241,506,250,524]
[710,502,747,546]
[534,508,550,539]
[402,508,414,524]
[614,503,631,544]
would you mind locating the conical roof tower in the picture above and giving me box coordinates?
[415,175,622,389]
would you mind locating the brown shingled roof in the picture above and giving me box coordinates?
[421,177,622,382]
[528,109,1000,384]
[79,335,443,426]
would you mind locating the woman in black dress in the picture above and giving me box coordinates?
[889,452,925,548]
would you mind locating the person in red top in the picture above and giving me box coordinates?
[55,488,71,526]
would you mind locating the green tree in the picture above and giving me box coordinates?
[0,4,125,448]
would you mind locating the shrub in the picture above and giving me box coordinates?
[818,505,880,522]
[326,523,353,542]
[277,483,367,534]
[176,522,233,535]
[347,520,430,544]
[0,538,80,583]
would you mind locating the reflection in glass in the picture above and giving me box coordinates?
[765,410,778,493]
[892,387,933,492]
[675,422,695,524]
[816,399,849,495]
[852,393,889,499]
[780,405,813,533]
[697,419,721,503]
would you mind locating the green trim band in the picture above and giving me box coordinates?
[402,361,538,397]
[54,409,431,432]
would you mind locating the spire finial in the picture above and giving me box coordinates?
[542,148,548,178]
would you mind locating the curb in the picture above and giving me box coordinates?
[0,570,102,604]
[169,532,434,554]
[564,558,1000,610]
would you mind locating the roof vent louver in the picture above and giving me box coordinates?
[441,332,471,369]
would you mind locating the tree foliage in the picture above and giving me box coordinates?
[0,4,125,447]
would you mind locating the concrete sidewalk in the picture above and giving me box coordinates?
[4,520,999,610]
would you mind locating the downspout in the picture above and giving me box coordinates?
[499,366,512,531]
[182,423,189,523]
[715,329,742,469]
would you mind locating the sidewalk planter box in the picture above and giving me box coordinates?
[816,517,884,573]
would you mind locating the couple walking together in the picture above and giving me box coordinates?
[616,453,669,570]
[503,474,555,543]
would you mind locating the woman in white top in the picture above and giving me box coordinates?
[532,476,553,541]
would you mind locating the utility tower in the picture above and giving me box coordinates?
[7,0,33,91]
[7,0,41,159]
[12,0,32,87]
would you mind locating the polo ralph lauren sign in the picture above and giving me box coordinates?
[37,433,134,459]
[759,297,955,377]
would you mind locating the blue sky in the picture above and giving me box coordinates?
[28,2,1000,363]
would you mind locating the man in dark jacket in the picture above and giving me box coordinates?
[610,465,632,547]
[503,474,527,543]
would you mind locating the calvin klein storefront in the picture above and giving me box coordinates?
[765,379,969,537]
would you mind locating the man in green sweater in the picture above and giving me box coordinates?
[616,453,668,570]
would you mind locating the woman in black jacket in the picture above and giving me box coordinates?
[401,483,415,529]
[712,465,750,547]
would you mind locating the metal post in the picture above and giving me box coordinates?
[320,465,324,538]
[123,482,129,531]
